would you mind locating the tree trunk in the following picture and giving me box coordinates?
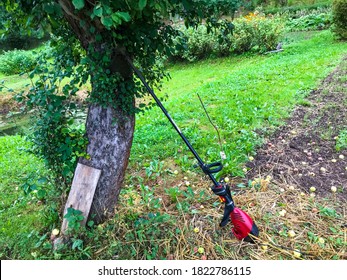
[58,0,136,224]
[79,104,135,224]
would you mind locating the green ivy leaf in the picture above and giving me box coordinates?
[101,16,113,29]
[114,12,131,22]
[139,0,147,11]
[93,5,103,17]
[37,189,47,199]
[72,0,85,10]
[182,0,192,10]
[44,3,55,14]
[103,5,113,15]
[89,26,96,34]
[111,13,122,25]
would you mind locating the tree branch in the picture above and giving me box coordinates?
[58,0,80,22]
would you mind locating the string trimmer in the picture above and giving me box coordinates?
[124,56,259,243]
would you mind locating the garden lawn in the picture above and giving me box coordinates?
[130,30,347,177]
[0,73,32,93]
[0,136,51,259]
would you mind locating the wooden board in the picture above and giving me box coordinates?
[61,163,101,234]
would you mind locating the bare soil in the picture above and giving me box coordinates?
[246,56,347,203]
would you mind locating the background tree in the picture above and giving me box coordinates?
[206,0,243,19]
[332,0,347,40]
[1,0,236,224]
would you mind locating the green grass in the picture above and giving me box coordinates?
[0,136,53,259]
[0,73,31,93]
[0,30,346,260]
[130,30,347,177]
[335,129,347,151]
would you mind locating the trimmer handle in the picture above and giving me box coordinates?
[203,161,223,174]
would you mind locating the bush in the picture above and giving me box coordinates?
[181,25,217,61]
[171,25,232,61]
[170,13,284,61]
[0,33,47,52]
[0,49,37,75]
[264,3,331,15]
[285,12,332,31]
[332,0,347,39]
[284,5,331,19]
[233,12,284,53]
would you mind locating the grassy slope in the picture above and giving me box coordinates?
[130,31,347,177]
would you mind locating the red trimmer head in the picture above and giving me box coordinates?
[230,207,259,243]
[212,184,259,243]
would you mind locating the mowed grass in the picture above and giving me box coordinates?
[0,136,51,259]
[0,72,32,93]
[130,30,347,177]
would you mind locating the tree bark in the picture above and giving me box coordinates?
[79,104,135,223]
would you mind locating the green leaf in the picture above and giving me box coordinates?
[37,177,48,184]
[43,242,53,250]
[114,11,131,22]
[101,16,113,29]
[329,227,338,233]
[72,239,83,250]
[139,0,147,11]
[44,3,55,14]
[182,0,191,11]
[103,5,113,15]
[61,127,69,134]
[37,189,47,199]
[93,5,103,17]
[111,13,122,25]
[72,0,85,10]
[77,215,84,221]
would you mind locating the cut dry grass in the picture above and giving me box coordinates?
[236,177,346,260]
[93,172,345,260]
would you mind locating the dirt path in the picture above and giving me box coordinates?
[246,56,347,203]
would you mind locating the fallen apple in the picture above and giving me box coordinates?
[198,247,204,254]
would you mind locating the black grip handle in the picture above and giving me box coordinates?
[205,161,223,174]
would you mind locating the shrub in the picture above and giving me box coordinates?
[264,3,331,15]
[284,6,331,19]
[181,25,216,61]
[0,49,37,75]
[285,12,332,31]
[170,13,284,61]
[0,33,47,52]
[233,12,284,53]
[332,0,347,39]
